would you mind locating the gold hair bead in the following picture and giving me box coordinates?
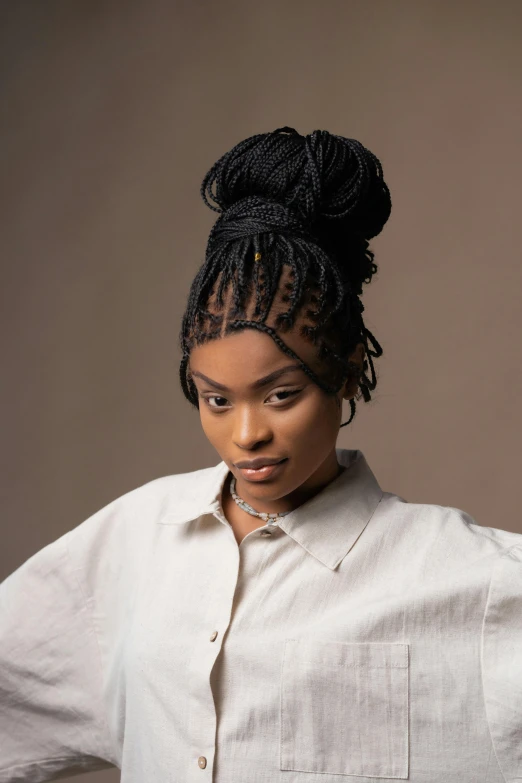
[254,252,262,262]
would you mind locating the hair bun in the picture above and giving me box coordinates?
[207,193,317,250]
[201,126,391,238]
[201,127,391,293]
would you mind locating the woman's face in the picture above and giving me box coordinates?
[188,328,365,513]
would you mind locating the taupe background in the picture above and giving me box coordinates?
[1,1,521,780]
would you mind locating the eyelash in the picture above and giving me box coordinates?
[201,389,302,411]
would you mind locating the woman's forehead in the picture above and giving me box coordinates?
[189,328,309,374]
[188,322,336,393]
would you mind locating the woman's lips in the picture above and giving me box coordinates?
[237,459,287,482]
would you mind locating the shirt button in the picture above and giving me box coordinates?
[260,529,272,537]
[209,631,218,642]
[198,756,207,769]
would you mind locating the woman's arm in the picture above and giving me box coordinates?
[481,543,522,783]
[0,530,117,782]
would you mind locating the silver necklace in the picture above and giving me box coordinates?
[229,475,292,526]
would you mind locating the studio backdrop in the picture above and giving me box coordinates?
[1,2,521,781]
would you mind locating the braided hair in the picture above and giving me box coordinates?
[178,126,391,427]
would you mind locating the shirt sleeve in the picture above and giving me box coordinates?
[481,543,522,783]
[0,529,117,782]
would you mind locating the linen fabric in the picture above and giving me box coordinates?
[1,447,521,782]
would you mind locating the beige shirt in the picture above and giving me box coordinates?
[1,447,521,783]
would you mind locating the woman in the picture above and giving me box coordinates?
[1,127,520,783]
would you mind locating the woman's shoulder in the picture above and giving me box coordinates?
[73,460,225,535]
[130,460,226,519]
[377,489,522,567]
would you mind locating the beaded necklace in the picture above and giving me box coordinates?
[229,475,292,527]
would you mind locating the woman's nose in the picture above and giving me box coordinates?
[232,405,273,450]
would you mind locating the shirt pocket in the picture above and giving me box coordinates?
[280,639,410,779]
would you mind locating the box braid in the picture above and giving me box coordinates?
[178,127,391,427]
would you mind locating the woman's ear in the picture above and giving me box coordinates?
[342,342,366,400]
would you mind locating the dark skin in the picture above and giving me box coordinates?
[188,328,365,546]
[189,329,364,544]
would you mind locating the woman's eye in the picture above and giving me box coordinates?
[269,389,301,403]
[205,396,229,409]
[203,389,301,410]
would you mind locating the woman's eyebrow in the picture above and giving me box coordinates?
[190,363,304,392]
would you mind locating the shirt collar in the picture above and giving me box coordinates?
[157,447,383,570]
